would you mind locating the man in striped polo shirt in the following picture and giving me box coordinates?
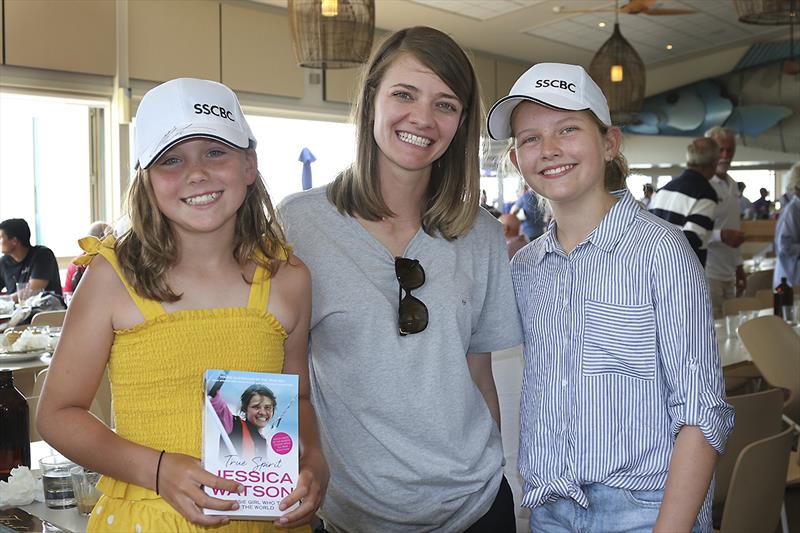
[648,138,720,267]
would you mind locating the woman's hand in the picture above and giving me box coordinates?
[157,452,244,527]
[275,450,329,528]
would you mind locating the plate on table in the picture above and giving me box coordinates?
[0,349,49,362]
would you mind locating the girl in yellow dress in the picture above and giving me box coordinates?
[37,78,327,532]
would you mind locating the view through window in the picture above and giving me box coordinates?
[0,92,104,258]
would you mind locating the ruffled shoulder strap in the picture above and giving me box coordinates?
[76,235,166,320]
[247,243,291,312]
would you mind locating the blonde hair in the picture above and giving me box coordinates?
[686,137,720,167]
[326,26,482,240]
[115,156,288,302]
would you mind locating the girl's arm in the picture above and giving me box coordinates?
[37,257,242,527]
[654,426,717,532]
[270,256,329,528]
[467,352,501,429]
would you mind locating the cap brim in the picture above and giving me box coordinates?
[487,93,594,140]
[138,125,252,169]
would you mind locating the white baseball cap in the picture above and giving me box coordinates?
[134,78,256,169]
[487,63,611,140]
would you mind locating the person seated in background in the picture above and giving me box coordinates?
[510,184,546,241]
[63,221,110,293]
[774,168,800,287]
[0,218,62,302]
[641,183,654,208]
[752,187,773,220]
[499,214,528,260]
[648,138,719,267]
[736,181,753,219]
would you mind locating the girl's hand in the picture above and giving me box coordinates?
[275,450,329,528]
[157,452,244,527]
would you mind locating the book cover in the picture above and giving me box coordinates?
[202,369,299,519]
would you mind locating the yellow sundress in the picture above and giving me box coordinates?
[76,236,310,533]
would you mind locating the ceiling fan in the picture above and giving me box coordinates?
[553,0,697,16]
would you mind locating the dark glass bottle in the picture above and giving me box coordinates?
[774,277,793,316]
[0,370,30,481]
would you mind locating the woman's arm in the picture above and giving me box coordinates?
[654,426,717,532]
[37,257,242,527]
[271,255,329,528]
[467,352,501,430]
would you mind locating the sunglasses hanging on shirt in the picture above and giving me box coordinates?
[394,257,428,336]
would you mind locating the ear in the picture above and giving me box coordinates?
[243,148,258,186]
[509,147,521,174]
[603,127,622,162]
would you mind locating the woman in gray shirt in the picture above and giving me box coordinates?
[279,26,522,533]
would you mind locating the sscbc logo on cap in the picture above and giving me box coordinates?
[534,79,577,93]
[193,103,236,122]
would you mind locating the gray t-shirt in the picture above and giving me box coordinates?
[279,187,523,532]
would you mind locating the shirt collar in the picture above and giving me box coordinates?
[533,189,639,264]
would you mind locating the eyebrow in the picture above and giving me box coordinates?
[390,83,460,102]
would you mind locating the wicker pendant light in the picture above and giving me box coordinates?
[288,0,375,69]
[588,3,645,123]
[733,0,797,25]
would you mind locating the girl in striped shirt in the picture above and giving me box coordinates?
[486,63,733,532]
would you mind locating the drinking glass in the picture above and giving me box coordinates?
[782,305,795,324]
[70,466,101,516]
[39,455,76,509]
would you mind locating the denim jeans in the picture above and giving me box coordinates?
[530,483,706,533]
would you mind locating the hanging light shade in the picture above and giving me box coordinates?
[288,0,375,69]
[588,23,646,123]
[733,0,797,25]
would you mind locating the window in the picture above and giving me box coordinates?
[728,169,775,203]
[626,174,654,202]
[0,92,107,258]
[245,115,356,205]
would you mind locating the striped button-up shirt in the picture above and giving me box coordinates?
[511,190,734,527]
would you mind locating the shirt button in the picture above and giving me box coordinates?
[689,363,698,371]
[561,379,568,387]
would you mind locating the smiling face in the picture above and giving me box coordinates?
[245,393,274,429]
[147,138,257,239]
[510,102,619,210]
[372,53,463,179]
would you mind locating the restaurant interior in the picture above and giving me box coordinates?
[0,0,799,532]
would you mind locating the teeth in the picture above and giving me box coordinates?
[184,192,220,205]
[398,131,432,147]
[542,165,574,176]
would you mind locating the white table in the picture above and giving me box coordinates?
[14,442,90,533]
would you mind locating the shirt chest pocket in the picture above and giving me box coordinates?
[582,300,657,380]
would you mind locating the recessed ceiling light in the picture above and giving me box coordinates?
[598,21,607,27]
[666,43,673,50]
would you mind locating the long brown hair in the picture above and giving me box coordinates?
[115,156,288,302]
[326,26,482,240]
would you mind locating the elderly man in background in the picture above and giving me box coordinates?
[704,127,746,318]
[774,168,800,287]
[648,138,719,267]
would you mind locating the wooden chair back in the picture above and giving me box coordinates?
[738,315,800,423]
[30,310,66,327]
[722,297,762,317]
[718,426,794,533]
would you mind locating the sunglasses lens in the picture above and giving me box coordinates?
[399,295,429,335]
[395,257,425,290]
